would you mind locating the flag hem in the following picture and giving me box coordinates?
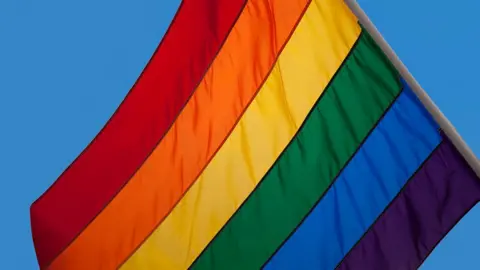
[345,0,480,178]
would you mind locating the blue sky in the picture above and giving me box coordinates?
[0,0,478,269]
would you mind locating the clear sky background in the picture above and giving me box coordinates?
[0,0,478,269]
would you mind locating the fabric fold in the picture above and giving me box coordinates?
[190,30,401,270]
[30,1,246,268]
[48,0,310,269]
[265,82,441,270]
[121,0,362,269]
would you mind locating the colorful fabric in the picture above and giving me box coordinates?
[30,1,247,268]
[31,0,480,269]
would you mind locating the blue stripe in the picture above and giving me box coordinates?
[264,80,441,270]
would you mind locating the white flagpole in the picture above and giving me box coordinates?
[345,0,480,177]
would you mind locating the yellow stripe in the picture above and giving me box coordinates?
[122,0,360,269]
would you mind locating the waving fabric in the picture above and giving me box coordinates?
[31,0,480,269]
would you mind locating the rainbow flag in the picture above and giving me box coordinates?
[30,0,480,269]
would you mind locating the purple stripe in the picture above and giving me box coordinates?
[337,133,480,270]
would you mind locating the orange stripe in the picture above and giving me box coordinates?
[48,0,310,269]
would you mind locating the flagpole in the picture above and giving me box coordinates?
[345,0,480,177]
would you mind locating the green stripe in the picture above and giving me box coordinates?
[190,29,402,270]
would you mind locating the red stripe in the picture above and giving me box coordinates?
[30,0,246,268]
